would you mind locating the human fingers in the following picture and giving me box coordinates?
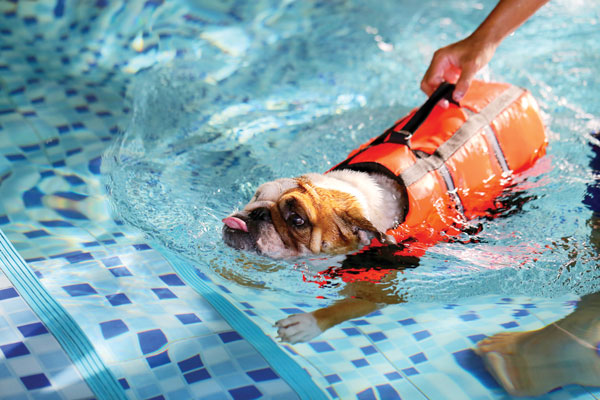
[420,50,449,96]
[453,61,478,102]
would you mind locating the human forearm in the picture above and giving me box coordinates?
[471,0,551,46]
[421,0,550,101]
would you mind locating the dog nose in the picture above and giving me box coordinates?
[249,207,271,222]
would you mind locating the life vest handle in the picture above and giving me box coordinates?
[330,82,458,171]
[400,82,458,134]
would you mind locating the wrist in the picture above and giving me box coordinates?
[468,24,504,51]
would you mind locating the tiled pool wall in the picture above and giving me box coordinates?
[1,1,600,400]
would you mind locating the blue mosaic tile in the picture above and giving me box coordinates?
[109,266,132,277]
[402,367,419,376]
[326,386,338,398]
[360,345,377,356]
[175,313,201,325]
[106,293,132,306]
[409,352,427,364]
[158,273,185,286]
[367,331,387,342]
[357,387,376,400]
[62,283,97,296]
[467,334,487,343]
[54,208,89,220]
[325,374,341,384]
[151,287,177,299]
[280,307,304,314]
[0,287,19,300]
[138,329,168,355]
[384,372,402,381]
[352,358,369,368]
[0,341,30,358]
[39,220,74,227]
[64,252,94,263]
[20,373,51,390]
[376,384,401,400]
[146,350,170,368]
[23,187,44,208]
[24,230,50,238]
[183,368,211,384]
[342,327,361,336]
[228,385,262,400]
[100,319,129,339]
[413,330,431,341]
[89,156,102,174]
[247,368,278,382]
[459,313,480,322]
[17,322,48,337]
[218,331,242,343]
[55,191,87,201]
[177,354,203,373]
[309,341,334,353]
[119,378,130,390]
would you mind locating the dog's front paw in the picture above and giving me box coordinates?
[275,313,322,344]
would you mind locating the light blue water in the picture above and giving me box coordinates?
[103,0,600,303]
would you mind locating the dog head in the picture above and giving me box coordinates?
[222,175,393,259]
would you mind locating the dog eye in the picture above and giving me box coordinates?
[288,213,305,227]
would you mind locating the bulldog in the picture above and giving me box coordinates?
[221,81,547,343]
[222,170,410,343]
[222,171,406,259]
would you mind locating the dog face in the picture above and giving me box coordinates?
[222,176,386,259]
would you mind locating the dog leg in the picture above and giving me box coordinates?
[275,298,379,344]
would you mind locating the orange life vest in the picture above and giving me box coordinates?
[330,80,548,259]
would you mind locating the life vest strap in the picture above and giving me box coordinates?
[332,82,458,171]
[400,85,525,186]
[400,82,458,134]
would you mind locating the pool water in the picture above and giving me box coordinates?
[106,0,600,301]
[1,0,600,399]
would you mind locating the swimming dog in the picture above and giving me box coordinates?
[222,81,547,343]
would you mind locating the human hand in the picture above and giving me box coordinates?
[421,34,499,105]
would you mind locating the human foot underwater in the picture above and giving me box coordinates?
[475,133,600,397]
[476,292,600,397]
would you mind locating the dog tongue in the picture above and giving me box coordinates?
[222,217,248,232]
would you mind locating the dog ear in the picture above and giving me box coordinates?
[343,211,397,247]
[356,228,397,246]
